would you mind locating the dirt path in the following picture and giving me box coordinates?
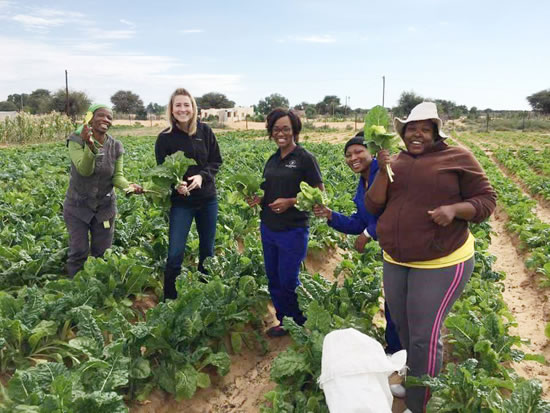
[488,210,550,398]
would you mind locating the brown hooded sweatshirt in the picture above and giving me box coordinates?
[365,141,496,263]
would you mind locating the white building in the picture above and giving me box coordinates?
[0,111,18,121]
[200,106,254,123]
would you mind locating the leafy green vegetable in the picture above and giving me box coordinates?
[145,151,197,205]
[226,172,263,198]
[295,182,328,211]
[364,105,397,182]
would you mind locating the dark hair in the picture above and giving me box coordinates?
[344,136,367,154]
[266,108,302,143]
[402,120,442,141]
[354,130,364,138]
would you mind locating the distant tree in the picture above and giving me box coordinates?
[7,93,29,111]
[27,89,53,114]
[51,89,91,118]
[305,106,317,119]
[527,89,550,114]
[393,91,424,117]
[468,106,479,119]
[110,90,145,116]
[146,102,166,115]
[316,95,341,116]
[196,92,235,109]
[293,102,317,118]
[256,93,289,115]
[0,101,18,111]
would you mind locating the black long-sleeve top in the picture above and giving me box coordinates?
[155,122,222,206]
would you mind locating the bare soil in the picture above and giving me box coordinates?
[489,210,550,399]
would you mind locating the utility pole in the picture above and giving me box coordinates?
[65,70,69,116]
[382,76,386,107]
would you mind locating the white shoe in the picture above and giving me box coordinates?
[390,383,406,398]
[403,409,413,413]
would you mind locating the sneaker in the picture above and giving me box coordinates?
[390,383,406,398]
[266,325,288,337]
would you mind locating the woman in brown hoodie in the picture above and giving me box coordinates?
[365,102,496,413]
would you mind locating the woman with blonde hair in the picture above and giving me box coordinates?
[155,88,223,299]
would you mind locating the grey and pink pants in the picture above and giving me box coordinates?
[383,257,474,413]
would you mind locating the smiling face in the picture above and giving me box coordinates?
[345,144,372,174]
[91,108,113,134]
[271,115,295,151]
[172,95,194,126]
[403,120,436,155]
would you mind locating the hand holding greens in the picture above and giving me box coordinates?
[363,105,397,182]
[295,182,328,212]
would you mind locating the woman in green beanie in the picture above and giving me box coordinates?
[63,104,143,276]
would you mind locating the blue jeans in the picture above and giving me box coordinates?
[164,198,218,299]
[260,223,308,325]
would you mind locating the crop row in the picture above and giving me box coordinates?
[516,146,550,177]
[262,218,549,412]
[0,133,355,411]
[0,112,75,145]
[455,135,550,286]
[0,133,548,412]
[493,148,550,201]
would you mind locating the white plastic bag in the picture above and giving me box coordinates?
[318,328,407,413]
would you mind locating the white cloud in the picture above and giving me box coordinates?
[0,36,243,104]
[291,34,336,43]
[408,26,417,32]
[85,28,136,40]
[120,19,135,27]
[12,14,61,29]
[11,7,84,31]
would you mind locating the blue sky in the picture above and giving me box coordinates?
[1,0,548,110]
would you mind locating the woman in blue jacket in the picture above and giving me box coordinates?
[313,133,402,354]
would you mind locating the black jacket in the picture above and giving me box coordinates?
[155,122,222,206]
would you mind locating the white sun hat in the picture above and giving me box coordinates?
[393,102,449,139]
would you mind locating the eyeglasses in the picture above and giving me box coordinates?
[273,127,292,135]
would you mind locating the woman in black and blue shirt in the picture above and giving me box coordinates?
[313,133,402,354]
[249,108,323,337]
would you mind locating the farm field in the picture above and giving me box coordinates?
[0,127,549,412]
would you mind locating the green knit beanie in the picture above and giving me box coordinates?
[75,104,112,135]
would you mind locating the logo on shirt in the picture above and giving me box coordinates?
[285,160,297,168]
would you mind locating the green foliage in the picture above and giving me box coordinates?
[50,89,92,118]
[2,130,550,412]
[363,106,397,152]
[295,182,329,212]
[226,172,263,199]
[0,101,18,111]
[110,90,145,115]
[392,91,424,117]
[527,89,550,114]
[0,112,75,144]
[144,151,197,205]
[196,92,235,109]
[256,93,289,115]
